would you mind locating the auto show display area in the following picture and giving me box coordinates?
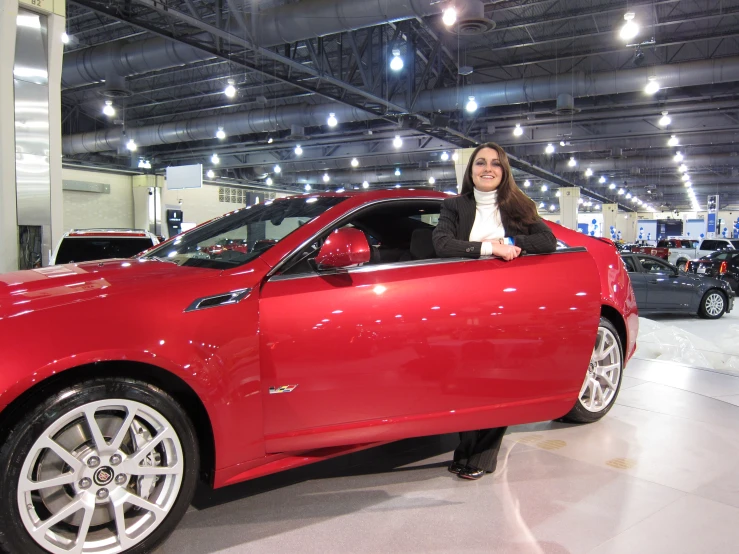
[155,312,739,554]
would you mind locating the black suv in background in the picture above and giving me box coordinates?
[686,251,739,293]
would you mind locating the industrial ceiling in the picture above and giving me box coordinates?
[61,0,739,212]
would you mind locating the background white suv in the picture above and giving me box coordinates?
[51,229,160,265]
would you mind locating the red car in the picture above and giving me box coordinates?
[0,191,637,554]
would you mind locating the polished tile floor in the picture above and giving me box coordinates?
[157,311,739,554]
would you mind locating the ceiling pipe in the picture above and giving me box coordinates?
[63,0,454,88]
[253,152,451,174]
[554,153,739,173]
[63,55,739,154]
[264,167,459,185]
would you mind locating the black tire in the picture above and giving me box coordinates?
[560,317,624,424]
[676,259,688,272]
[698,289,727,319]
[0,378,199,554]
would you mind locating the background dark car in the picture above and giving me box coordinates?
[621,253,735,319]
[686,251,739,293]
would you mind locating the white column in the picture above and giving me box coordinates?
[602,203,619,240]
[0,1,20,273]
[453,148,474,193]
[559,187,580,230]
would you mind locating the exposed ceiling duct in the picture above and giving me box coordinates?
[63,55,739,155]
[270,167,459,185]
[62,0,456,89]
[554,153,739,173]
[254,152,450,174]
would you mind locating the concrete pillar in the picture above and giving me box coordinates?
[0,0,65,271]
[602,203,619,240]
[559,187,580,230]
[453,148,474,193]
[621,212,638,242]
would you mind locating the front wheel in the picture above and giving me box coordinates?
[0,378,199,554]
[561,317,624,424]
[699,290,727,319]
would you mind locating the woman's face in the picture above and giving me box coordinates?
[471,147,504,192]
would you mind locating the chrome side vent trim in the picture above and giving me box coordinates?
[184,288,251,313]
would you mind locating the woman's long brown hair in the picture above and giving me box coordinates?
[460,142,541,227]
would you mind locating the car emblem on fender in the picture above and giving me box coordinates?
[269,385,298,394]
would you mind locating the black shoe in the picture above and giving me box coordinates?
[458,466,486,480]
[448,462,466,475]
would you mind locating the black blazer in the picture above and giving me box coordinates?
[433,193,557,259]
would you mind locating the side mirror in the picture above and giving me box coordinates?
[315,228,370,270]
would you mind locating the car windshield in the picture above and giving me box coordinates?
[56,237,154,264]
[141,196,346,269]
[708,251,732,260]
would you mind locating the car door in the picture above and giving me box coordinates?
[258,202,602,452]
[638,256,695,310]
[621,255,647,306]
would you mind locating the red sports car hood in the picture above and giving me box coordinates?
[0,259,258,317]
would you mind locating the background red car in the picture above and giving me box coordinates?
[0,191,637,554]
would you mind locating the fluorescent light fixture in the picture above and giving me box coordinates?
[442,7,457,26]
[465,96,478,112]
[620,12,638,41]
[390,49,404,71]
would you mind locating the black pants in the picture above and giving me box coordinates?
[453,426,507,472]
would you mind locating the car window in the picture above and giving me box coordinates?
[143,196,346,269]
[279,199,442,276]
[621,256,637,272]
[708,251,730,261]
[701,240,715,250]
[638,257,672,273]
[731,240,739,249]
[55,237,155,264]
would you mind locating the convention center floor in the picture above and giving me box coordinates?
[157,312,739,554]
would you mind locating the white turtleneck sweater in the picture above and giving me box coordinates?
[469,188,509,256]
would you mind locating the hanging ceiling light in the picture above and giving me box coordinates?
[394,168,401,176]
[678,164,688,173]
[578,198,584,205]
[620,12,639,41]
[541,184,548,192]
[674,151,684,162]
[682,173,690,181]
[645,76,660,95]
[267,137,273,144]
[465,96,478,113]
[224,79,236,98]
[440,151,450,161]
[545,143,555,154]
[659,111,671,126]
[595,204,601,210]
[323,173,330,182]
[618,188,625,195]
[294,144,303,156]
[668,135,679,147]
[555,190,561,197]
[625,192,632,199]
[362,181,369,189]
[609,183,616,189]
[452,152,459,161]
[273,164,281,174]
[215,127,226,140]
[125,139,137,152]
[599,176,606,183]
[390,48,404,71]
[266,177,273,185]
[211,153,220,164]
[327,112,338,127]
[102,100,115,117]
[206,169,215,179]
[428,176,436,184]
[523,180,531,188]
[585,168,593,177]
[550,204,556,211]
[304,184,311,191]
[393,135,403,148]
[61,32,70,44]
[568,156,577,167]
[351,157,359,167]
[138,159,151,169]
[442,6,457,26]
[513,124,523,137]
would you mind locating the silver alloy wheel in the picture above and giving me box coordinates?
[578,326,622,413]
[704,292,725,317]
[17,399,184,554]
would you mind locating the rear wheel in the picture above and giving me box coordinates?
[676,259,688,272]
[699,290,726,319]
[561,317,624,424]
[0,378,198,554]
